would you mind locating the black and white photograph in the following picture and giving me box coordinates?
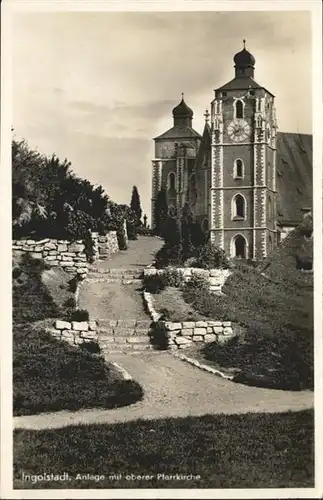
[1,1,322,498]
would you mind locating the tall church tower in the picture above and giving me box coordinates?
[210,41,278,260]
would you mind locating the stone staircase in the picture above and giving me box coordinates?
[85,267,144,284]
[97,319,154,354]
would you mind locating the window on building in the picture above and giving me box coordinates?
[235,100,243,119]
[233,194,245,219]
[268,196,272,221]
[168,172,176,191]
[234,159,244,178]
[233,235,247,258]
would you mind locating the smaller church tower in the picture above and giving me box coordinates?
[210,41,278,260]
[151,95,201,228]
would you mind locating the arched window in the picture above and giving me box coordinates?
[234,159,244,178]
[235,100,243,119]
[202,219,209,232]
[231,234,247,258]
[232,194,246,219]
[168,172,176,191]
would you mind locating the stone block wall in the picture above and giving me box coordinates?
[12,238,90,278]
[12,230,120,278]
[49,319,99,345]
[144,266,231,292]
[164,320,235,350]
[91,231,119,260]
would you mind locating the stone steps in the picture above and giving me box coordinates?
[96,318,154,353]
[89,267,144,279]
[85,277,143,285]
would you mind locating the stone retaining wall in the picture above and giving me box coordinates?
[163,319,235,350]
[143,290,236,350]
[12,230,119,278]
[144,266,231,292]
[49,319,99,345]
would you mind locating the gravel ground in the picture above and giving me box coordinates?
[14,351,313,431]
[95,236,163,270]
[78,281,147,320]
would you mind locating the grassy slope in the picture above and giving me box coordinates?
[14,410,314,489]
[183,218,314,389]
[13,254,143,415]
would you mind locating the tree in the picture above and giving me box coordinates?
[130,185,142,226]
[154,188,168,235]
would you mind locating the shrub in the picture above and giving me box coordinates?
[64,210,95,241]
[149,321,169,350]
[64,297,76,309]
[83,229,95,263]
[162,268,185,288]
[70,309,89,322]
[155,243,183,269]
[79,341,101,355]
[143,274,167,294]
[194,242,230,269]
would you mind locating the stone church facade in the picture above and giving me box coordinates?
[151,42,312,260]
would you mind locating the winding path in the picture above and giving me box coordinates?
[14,351,313,430]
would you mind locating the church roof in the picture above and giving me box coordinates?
[172,97,194,118]
[276,132,312,225]
[216,76,274,96]
[154,125,202,141]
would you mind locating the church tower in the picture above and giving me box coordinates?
[210,41,278,260]
[151,95,201,228]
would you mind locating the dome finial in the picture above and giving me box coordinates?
[243,39,246,49]
[204,109,210,124]
[181,92,184,99]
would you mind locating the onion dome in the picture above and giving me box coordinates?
[234,39,256,68]
[172,94,193,119]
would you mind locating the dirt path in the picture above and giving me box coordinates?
[78,236,163,320]
[95,235,163,270]
[14,351,313,431]
[78,281,147,320]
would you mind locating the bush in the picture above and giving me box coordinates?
[162,268,185,288]
[193,242,230,269]
[143,273,167,294]
[64,297,76,309]
[79,341,101,355]
[70,309,89,322]
[149,321,169,350]
[154,243,183,269]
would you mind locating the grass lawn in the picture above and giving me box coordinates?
[152,287,205,322]
[13,253,143,415]
[14,410,314,489]
[183,219,314,390]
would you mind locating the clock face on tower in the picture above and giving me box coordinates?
[227,119,251,142]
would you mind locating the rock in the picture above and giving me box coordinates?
[209,277,222,286]
[55,320,71,330]
[60,261,74,267]
[57,244,68,252]
[182,322,195,328]
[37,238,50,244]
[30,252,42,259]
[61,252,77,257]
[80,330,97,339]
[61,330,74,339]
[34,246,43,251]
[208,321,223,327]
[207,327,213,333]
[74,262,89,268]
[72,321,88,331]
[175,337,192,345]
[181,328,193,336]
[217,334,231,344]
[222,321,232,327]
[44,243,57,250]
[195,321,208,328]
[49,250,57,255]
[49,260,59,266]
[223,327,233,335]
[26,239,36,245]
[194,327,207,335]
[204,333,217,342]
[68,243,85,253]
[213,326,223,333]
[192,335,204,342]
[76,267,88,274]
[88,320,97,331]
[45,255,59,261]
[165,322,182,331]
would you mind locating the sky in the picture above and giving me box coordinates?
[12,10,312,223]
